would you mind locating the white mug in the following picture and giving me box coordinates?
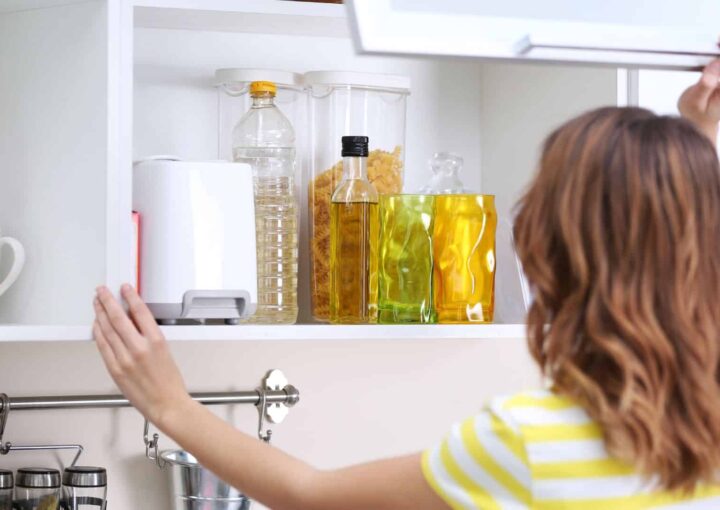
[0,231,25,297]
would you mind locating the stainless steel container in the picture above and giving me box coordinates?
[160,450,251,510]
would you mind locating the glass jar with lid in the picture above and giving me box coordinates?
[14,468,61,510]
[306,71,410,322]
[62,466,107,510]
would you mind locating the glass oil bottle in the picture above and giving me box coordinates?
[330,136,379,324]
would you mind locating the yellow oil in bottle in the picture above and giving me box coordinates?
[330,201,379,324]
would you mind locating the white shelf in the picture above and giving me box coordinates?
[0,324,526,342]
[161,324,527,341]
[134,0,349,38]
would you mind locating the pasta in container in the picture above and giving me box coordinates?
[305,71,410,321]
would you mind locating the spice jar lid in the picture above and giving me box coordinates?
[62,466,107,488]
[16,468,60,488]
[0,470,12,489]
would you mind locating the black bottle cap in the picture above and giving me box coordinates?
[341,136,369,157]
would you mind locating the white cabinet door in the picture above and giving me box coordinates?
[347,0,719,70]
[0,0,132,326]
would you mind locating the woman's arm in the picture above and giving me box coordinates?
[93,285,448,510]
[678,58,720,144]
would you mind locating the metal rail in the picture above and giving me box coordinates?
[0,387,300,412]
[0,370,300,467]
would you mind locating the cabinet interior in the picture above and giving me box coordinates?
[0,1,628,338]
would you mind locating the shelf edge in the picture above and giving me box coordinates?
[0,324,527,342]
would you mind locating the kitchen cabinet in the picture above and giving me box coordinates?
[0,0,703,341]
[348,0,720,69]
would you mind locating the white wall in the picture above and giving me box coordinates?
[0,338,537,508]
[479,63,620,323]
[638,70,720,149]
[133,28,485,194]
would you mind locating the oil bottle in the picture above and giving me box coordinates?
[330,136,379,324]
[233,81,298,324]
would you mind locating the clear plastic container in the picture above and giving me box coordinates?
[0,470,12,510]
[14,468,61,510]
[307,71,409,322]
[216,69,304,161]
[233,81,299,324]
[62,466,107,510]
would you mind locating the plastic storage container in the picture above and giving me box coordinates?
[62,466,107,510]
[216,69,304,161]
[14,468,61,510]
[0,470,12,510]
[307,71,409,322]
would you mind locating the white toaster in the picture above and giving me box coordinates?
[133,157,257,324]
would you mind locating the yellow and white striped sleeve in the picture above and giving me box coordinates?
[422,408,532,510]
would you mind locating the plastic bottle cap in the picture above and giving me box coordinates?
[250,81,277,96]
[342,136,369,157]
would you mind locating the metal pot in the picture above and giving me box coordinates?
[160,450,251,510]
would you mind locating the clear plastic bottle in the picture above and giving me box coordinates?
[233,81,298,324]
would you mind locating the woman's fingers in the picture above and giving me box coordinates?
[120,284,162,341]
[94,298,134,367]
[96,286,145,351]
[93,319,121,376]
[699,58,720,96]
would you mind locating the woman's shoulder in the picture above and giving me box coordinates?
[487,388,579,414]
[485,388,597,435]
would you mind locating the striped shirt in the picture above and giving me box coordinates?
[422,389,720,509]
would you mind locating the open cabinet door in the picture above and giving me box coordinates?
[347,0,720,70]
[0,0,132,326]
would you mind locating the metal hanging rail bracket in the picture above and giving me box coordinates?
[0,369,300,468]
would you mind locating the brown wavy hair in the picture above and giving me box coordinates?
[513,107,720,492]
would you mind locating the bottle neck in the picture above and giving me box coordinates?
[251,94,275,108]
[342,156,368,180]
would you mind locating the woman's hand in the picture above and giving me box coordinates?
[93,284,192,428]
[93,285,448,510]
[678,58,720,143]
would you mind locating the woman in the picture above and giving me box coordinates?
[93,60,720,510]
